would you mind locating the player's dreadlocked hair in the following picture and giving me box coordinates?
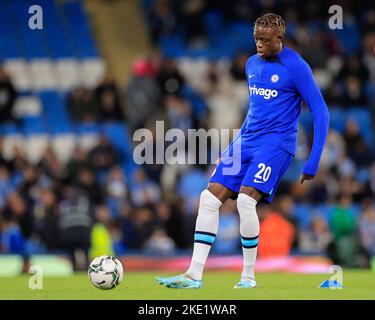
[254,13,286,36]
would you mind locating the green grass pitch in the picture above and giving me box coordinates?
[0,270,374,300]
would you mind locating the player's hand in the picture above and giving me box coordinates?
[300,173,314,184]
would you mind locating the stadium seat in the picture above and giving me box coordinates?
[29,59,58,91]
[364,81,375,104]
[0,123,19,136]
[159,35,186,58]
[203,10,224,38]
[189,48,215,59]
[292,204,312,230]
[298,108,313,133]
[21,115,48,135]
[75,122,101,135]
[356,167,370,183]
[282,158,305,182]
[101,122,135,179]
[3,59,32,91]
[313,69,332,90]
[79,59,106,88]
[346,108,374,147]
[209,22,254,59]
[38,91,72,133]
[62,1,99,58]
[316,204,334,220]
[176,57,195,78]
[178,168,208,199]
[51,134,76,164]
[102,122,133,157]
[326,56,344,76]
[1,134,24,161]
[332,20,361,54]
[181,84,208,120]
[55,59,80,91]
[13,95,42,118]
[329,108,347,133]
[350,204,362,217]
[48,121,73,135]
[77,133,100,152]
[75,122,101,151]
[0,35,22,59]
[22,31,48,59]
[141,0,155,9]
[43,1,75,59]
[227,22,253,50]
[24,134,49,164]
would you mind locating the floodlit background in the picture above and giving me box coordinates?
[0,0,375,276]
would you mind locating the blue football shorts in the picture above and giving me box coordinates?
[209,143,294,203]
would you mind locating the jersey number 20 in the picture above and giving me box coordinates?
[254,163,271,182]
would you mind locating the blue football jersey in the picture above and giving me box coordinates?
[239,45,330,176]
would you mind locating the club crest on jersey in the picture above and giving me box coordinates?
[271,74,279,83]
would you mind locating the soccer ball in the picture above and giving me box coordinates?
[88,255,123,290]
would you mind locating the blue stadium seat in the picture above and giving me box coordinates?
[346,108,374,147]
[316,204,334,220]
[141,0,155,11]
[43,1,75,59]
[204,10,224,38]
[211,43,237,59]
[181,85,208,121]
[364,81,375,103]
[282,158,304,182]
[178,168,207,199]
[38,91,72,133]
[187,48,213,59]
[350,204,362,217]
[292,204,312,230]
[298,108,313,133]
[75,122,101,135]
[332,20,361,54]
[102,122,133,156]
[21,115,47,134]
[102,122,137,181]
[159,35,186,58]
[0,123,20,136]
[63,1,99,58]
[356,167,370,183]
[23,32,48,59]
[48,121,73,134]
[221,22,254,55]
[329,107,347,133]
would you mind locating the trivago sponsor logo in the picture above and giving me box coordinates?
[248,85,278,100]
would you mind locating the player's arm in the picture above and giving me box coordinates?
[293,60,330,182]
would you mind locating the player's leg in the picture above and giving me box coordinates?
[156,183,236,288]
[183,182,236,280]
[182,148,248,285]
[157,145,247,288]
[235,145,294,288]
[235,185,262,288]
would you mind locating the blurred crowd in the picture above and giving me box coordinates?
[1,0,375,272]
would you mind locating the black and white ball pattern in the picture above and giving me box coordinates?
[88,255,123,290]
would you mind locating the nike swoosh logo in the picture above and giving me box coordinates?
[253,179,264,183]
[249,75,256,78]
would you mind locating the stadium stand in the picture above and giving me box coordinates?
[0,0,375,271]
